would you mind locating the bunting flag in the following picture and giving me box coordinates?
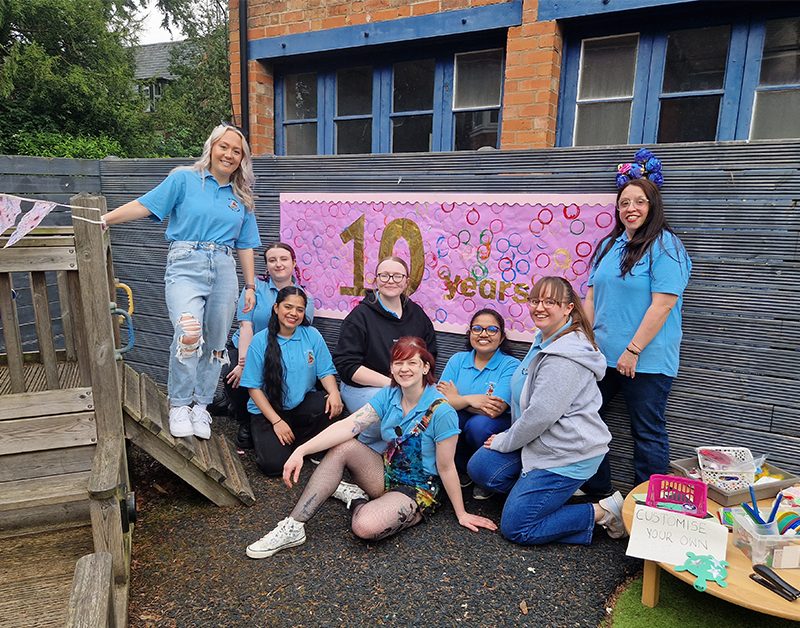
[4,200,57,248]
[0,195,22,235]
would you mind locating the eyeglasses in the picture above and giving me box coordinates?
[617,197,649,210]
[529,298,567,308]
[376,273,407,283]
[470,325,500,336]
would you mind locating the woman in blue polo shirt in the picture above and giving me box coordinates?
[221,242,315,449]
[435,308,519,498]
[103,124,261,441]
[245,336,496,559]
[240,287,342,476]
[582,177,691,495]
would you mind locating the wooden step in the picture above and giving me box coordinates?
[120,364,255,507]
[0,471,91,513]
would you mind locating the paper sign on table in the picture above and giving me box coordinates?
[626,505,729,565]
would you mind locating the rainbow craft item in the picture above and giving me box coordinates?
[616,148,664,189]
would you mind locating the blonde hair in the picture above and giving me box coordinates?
[174,124,255,212]
[529,277,597,348]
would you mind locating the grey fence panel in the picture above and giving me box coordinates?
[91,139,800,489]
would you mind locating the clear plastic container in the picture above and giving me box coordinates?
[732,511,800,569]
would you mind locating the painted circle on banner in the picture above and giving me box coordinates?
[517,242,532,255]
[498,256,513,271]
[538,208,553,224]
[570,219,586,235]
[564,266,578,282]
[330,204,340,218]
[477,244,491,262]
[572,259,588,276]
[324,240,336,254]
[302,252,313,266]
[437,236,449,257]
[384,215,393,227]
[496,238,510,253]
[371,201,384,212]
[516,259,531,275]
[426,251,438,269]
[548,221,563,235]
[466,208,480,225]
[338,299,349,312]
[304,206,316,221]
[442,202,455,213]
[296,219,307,232]
[479,229,493,245]
[374,228,383,243]
[324,285,335,298]
[281,227,293,240]
[302,269,312,282]
[448,234,461,250]
[459,230,471,245]
[490,202,504,215]
[564,204,580,220]
[508,232,522,248]
[325,225,336,238]
[596,212,614,229]
[463,298,476,313]
[435,308,448,323]
[438,266,451,281]
[330,256,340,269]
[554,248,571,269]
[508,302,524,318]
[416,203,429,216]
[490,219,503,234]
[576,241,593,257]
[293,236,304,250]
[501,269,517,282]
[535,253,551,269]
[472,264,488,280]
[313,235,323,248]
[529,219,544,235]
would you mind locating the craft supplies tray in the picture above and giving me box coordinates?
[670,458,798,507]
[732,511,800,569]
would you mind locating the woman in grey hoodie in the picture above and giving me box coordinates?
[467,277,626,545]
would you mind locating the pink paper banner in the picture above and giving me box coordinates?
[4,200,56,248]
[280,193,617,340]
[0,195,22,235]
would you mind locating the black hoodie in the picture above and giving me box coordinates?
[333,290,437,387]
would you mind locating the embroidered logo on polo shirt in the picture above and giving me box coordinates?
[229,199,240,212]
[306,351,315,365]
[486,382,496,395]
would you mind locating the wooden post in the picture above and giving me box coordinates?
[64,552,117,628]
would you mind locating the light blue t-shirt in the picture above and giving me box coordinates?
[439,349,520,407]
[589,232,691,377]
[138,169,261,249]
[376,294,400,319]
[509,319,572,417]
[367,385,459,477]
[240,325,336,413]
[232,277,315,347]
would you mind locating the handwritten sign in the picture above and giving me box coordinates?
[280,193,616,340]
[626,505,729,565]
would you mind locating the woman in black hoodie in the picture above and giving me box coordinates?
[333,256,437,452]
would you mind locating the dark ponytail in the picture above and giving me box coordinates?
[260,286,309,410]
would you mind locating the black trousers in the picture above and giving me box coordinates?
[220,340,250,425]
[251,389,342,476]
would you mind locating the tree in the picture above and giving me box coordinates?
[0,0,151,157]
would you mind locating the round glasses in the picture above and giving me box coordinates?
[376,272,407,283]
[470,325,500,336]
[617,197,649,210]
[529,298,567,309]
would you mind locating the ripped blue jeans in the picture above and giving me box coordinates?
[164,242,239,406]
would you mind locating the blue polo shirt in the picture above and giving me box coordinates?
[439,350,520,407]
[232,277,315,348]
[509,320,572,417]
[240,325,336,413]
[589,232,691,377]
[368,385,459,477]
[138,169,261,249]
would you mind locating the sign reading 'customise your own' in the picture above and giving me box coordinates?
[279,193,617,340]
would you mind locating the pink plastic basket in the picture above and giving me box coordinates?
[646,474,708,518]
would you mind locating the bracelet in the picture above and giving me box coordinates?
[100,216,108,231]
[626,347,640,356]
[630,341,642,352]
[245,283,256,291]
[272,418,283,426]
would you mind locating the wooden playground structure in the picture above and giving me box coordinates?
[0,194,253,627]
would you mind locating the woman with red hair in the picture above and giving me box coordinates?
[246,337,497,558]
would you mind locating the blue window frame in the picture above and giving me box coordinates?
[557,6,800,146]
[275,44,505,155]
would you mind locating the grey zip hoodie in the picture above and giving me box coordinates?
[490,330,610,473]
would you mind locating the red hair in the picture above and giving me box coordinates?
[390,336,436,387]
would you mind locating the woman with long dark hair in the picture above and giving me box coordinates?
[245,337,496,559]
[582,177,691,495]
[468,277,625,545]
[240,287,342,476]
[222,242,314,448]
[103,123,260,440]
[436,308,520,499]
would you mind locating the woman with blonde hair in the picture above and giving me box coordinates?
[103,123,261,440]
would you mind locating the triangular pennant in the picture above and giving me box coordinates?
[4,201,56,247]
[0,195,22,235]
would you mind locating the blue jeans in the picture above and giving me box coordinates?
[582,368,674,494]
[164,242,239,406]
[455,410,511,472]
[468,448,595,545]
[340,381,386,453]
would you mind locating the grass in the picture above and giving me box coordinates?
[611,571,799,627]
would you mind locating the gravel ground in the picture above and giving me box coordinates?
[127,416,641,628]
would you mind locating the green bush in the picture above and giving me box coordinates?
[12,130,127,159]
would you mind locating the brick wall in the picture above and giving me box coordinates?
[229,0,561,155]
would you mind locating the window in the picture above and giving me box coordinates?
[276,47,505,155]
[559,10,800,145]
[139,81,165,113]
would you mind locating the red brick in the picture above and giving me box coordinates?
[322,16,348,28]
[371,8,399,21]
[503,118,533,131]
[411,0,439,15]
[504,91,534,105]
[280,9,304,22]
[288,21,311,33]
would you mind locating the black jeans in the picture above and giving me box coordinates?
[220,340,249,425]
[251,389,342,476]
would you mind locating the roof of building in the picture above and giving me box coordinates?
[132,41,184,81]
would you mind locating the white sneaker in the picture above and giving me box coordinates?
[169,405,194,438]
[598,491,628,539]
[191,406,212,440]
[472,486,494,500]
[331,481,369,509]
[246,517,306,559]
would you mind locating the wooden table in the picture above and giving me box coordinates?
[622,482,800,620]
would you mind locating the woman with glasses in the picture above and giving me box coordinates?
[582,178,691,496]
[333,256,437,452]
[436,309,519,499]
[102,123,260,440]
[467,277,626,545]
